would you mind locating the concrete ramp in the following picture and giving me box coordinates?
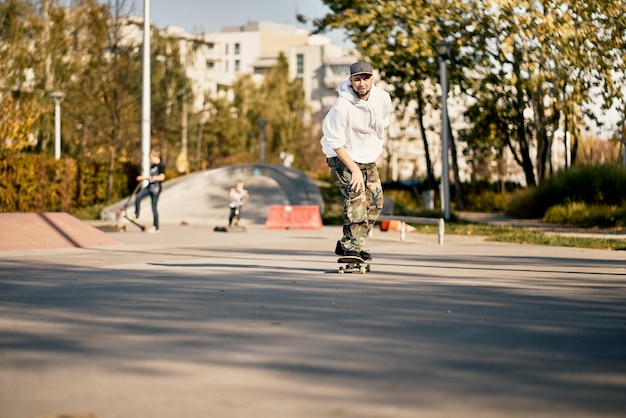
[101,163,324,227]
[0,212,123,251]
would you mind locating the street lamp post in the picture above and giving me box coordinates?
[433,40,452,220]
[49,91,66,160]
[141,0,151,177]
[258,119,267,163]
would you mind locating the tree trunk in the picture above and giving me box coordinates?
[108,146,115,202]
[513,57,536,187]
[195,120,204,171]
[416,96,436,190]
[533,90,550,182]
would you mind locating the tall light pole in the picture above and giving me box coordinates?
[433,40,452,220]
[258,119,267,163]
[141,0,151,177]
[49,91,66,160]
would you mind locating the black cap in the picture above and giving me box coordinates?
[350,61,373,76]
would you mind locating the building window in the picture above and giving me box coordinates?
[234,43,240,55]
[331,64,350,77]
[297,53,304,75]
[225,43,229,55]
[235,59,240,72]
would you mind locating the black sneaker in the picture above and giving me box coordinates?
[360,251,372,261]
[344,250,361,258]
[335,240,345,256]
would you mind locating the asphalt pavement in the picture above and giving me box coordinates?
[1,223,625,418]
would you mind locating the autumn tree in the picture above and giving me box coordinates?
[254,54,309,166]
[304,0,469,205]
[0,0,43,153]
[310,0,626,188]
[0,94,43,156]
[200,54,312,169]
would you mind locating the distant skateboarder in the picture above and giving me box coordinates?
[228,180,249,226]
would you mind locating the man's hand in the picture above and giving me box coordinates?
[350,170,365,193]
[334,147,365,193]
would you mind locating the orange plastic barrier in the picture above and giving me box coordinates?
[383,219,416,232]
[265,205,323,230]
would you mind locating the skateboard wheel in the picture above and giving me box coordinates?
[359,266,366,274]
[338,267,345,274]
[366,264,371,272]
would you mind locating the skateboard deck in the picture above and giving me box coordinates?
[116,209,147,232]
[337,256,371,274]
[214,225,247,232]
[116,183,147,232]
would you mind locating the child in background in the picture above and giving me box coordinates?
[228,180,249,226]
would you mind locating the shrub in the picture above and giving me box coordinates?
[544,202,626,228]
[0,153,139,213]
[506,164,626,220]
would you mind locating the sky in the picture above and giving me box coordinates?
[124,0,352,47]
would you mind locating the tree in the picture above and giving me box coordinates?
[0,94,43,155]
[199,55,312,169]
[455,0,626,185]
[0,0,43,153]
[306,0,469,205]
[310,0,626,189]
[255,54,309,165]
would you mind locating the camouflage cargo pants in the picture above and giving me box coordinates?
[328,157,384,252]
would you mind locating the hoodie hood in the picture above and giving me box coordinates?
[320,79,392,162]
[337,80,361,104]
[336,80,386,140]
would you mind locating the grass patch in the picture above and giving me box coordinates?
[407,222,626,251]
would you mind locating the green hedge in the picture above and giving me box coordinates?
[0,154,137,213]
[507,164,626,219]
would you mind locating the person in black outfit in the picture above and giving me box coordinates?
[134,149,166,233]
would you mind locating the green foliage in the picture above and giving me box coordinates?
[464,190,511,212]
[460,180,520,212]
[0,154,75,212]
[506,165,626,220]
[0,153,133,213]
[314,0,626,186]
[0,95,43,156]
[384,189,420,214]
[544,202,626,229]
[483,228,626,251]
[407,222,626,251]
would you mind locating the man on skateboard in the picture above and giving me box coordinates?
[320,61,392,263]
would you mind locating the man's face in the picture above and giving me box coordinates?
[350,74,373,99]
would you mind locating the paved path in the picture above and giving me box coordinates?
[1,224,625,418]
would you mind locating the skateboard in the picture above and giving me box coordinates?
[118,209,146,232]
[337,256,371,274]
[213,225,247,232]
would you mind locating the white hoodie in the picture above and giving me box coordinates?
[320,79,392,163]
